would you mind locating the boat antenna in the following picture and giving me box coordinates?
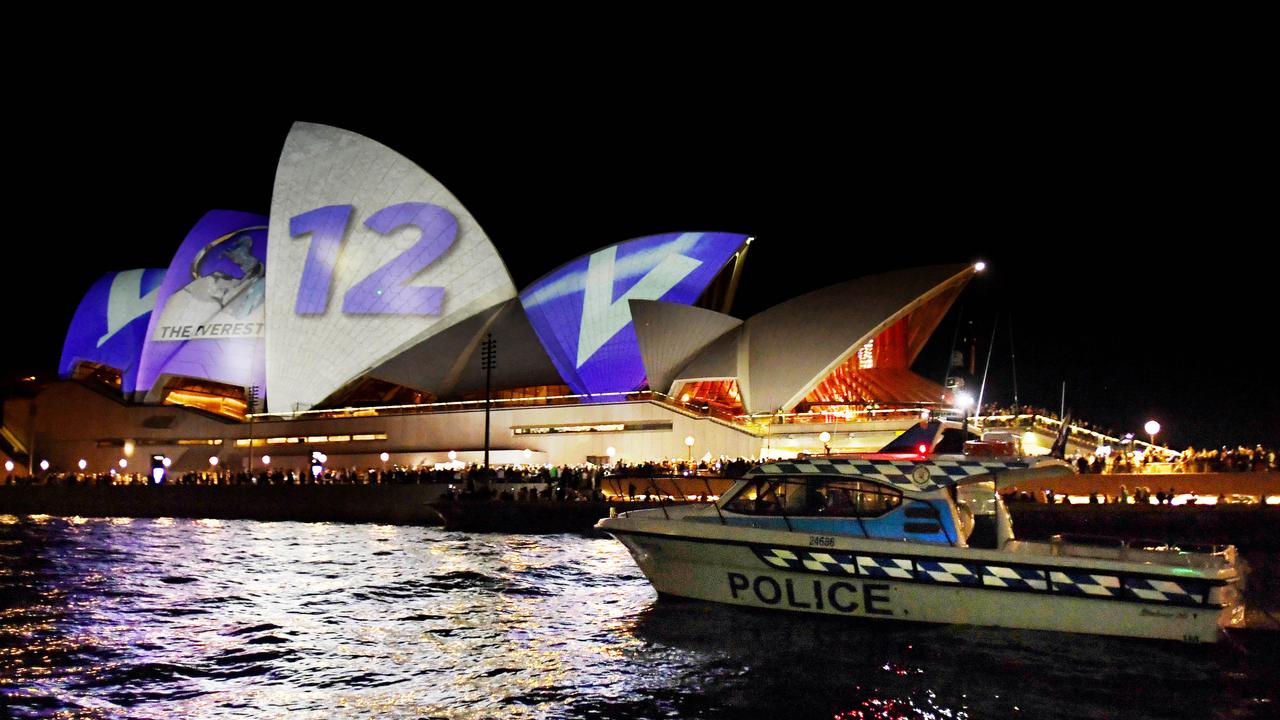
[1008,312,1019,410]
[974,315,999,421]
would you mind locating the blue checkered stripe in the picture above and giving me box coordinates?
[754,547,859,575]
[1049,570,1122,597]
[978,565,1048,590]
[1122,577,1205,606]
[753,548,912,579]
[751,547,1207,606]
[856,555,914,579]
[753,458,1031,491]
[916,560,983,585]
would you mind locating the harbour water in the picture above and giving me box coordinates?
[1,515,1276,719]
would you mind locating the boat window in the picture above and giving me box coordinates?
[722,479,786,515]
[935,428,968,454]
[724,478,902,518]
[820,481,902,517]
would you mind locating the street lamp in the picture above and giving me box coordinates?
[819,431,831,457]
[260,455,270,466]
[606,446,616,464]
[1144,420,1161,448]
[4,460,14,473]
[39,459,49,472]
[684,435,695,463]
[208,457,219,468]
[118,459,128,470]
[78,459,87,471]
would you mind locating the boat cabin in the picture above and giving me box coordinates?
[702,457,1059,548]
[713,474,962,545]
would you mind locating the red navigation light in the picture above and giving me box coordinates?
[917,443,929,455]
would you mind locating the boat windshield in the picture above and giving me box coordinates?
[723,477,903,518]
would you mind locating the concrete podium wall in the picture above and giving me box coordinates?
[0,484,445,525]
[1006,472,1280,498]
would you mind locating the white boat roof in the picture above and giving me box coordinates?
[747,456,1073,492]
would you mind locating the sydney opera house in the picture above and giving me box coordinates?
[2,123,978,475]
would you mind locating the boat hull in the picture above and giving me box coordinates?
[610,529,1240,644]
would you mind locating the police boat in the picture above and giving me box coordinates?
[597,454,1245,643]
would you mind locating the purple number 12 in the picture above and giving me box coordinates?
[290,202,458,316]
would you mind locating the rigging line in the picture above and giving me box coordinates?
[975,314,999,420]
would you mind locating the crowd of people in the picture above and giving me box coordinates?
[0,456,758,502]
[1177,446,1276,473]
[1006,485,1184,504]
[1061,445,1277,475]
[3,431,1271,498]
[981,406,1117,439]
[977,407,1275,474]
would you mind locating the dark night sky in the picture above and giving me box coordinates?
[6,85,1275,450]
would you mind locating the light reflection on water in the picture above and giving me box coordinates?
[0,515,1275,719]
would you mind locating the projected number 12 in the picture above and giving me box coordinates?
[290,202,457,316]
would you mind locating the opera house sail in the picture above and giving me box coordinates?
[13,123,979,473]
